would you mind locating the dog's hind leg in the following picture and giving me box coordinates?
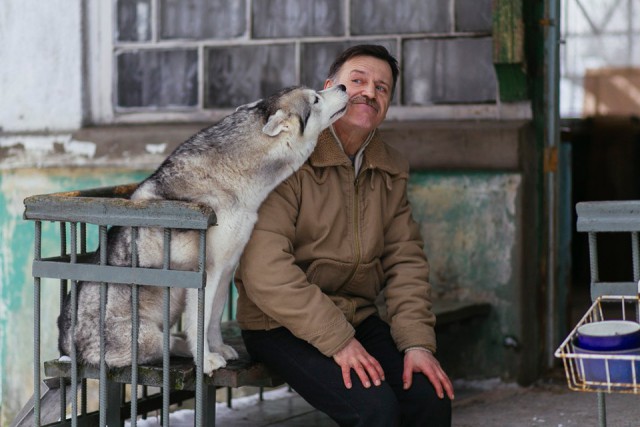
[103,318,135,367]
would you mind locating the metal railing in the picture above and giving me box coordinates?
[556,200,640,427]
[21,183,216,426]
[555,295,640,393]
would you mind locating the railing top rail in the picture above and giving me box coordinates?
[576,200,640,232]
[23,183,216,229]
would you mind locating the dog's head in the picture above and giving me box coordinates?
[238,85,348,139]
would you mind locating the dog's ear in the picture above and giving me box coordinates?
[236,99,262,112]
[262,109,290,136]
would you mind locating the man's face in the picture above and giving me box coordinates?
[324,55,393,134]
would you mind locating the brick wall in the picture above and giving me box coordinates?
[115,0,495,111]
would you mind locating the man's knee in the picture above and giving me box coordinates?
[400,375,452,426]
[348,384,400,427]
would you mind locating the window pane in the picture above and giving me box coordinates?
[403,38,497,104]
[455,0,492,32]
[161,0,246,40]
[117,0,152,42]
[351,0,449,35]
[252,0,344,39]
[117,49,198,108]
[206,44,296,108]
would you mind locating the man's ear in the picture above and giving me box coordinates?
[262,109,289,136]
[324,79,334,90]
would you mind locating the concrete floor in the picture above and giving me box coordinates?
[129,369,640,426]
[451,376,640,427]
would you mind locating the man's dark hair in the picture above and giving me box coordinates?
[327,44,399,95]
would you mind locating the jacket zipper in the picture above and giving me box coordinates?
[339,172,363,290]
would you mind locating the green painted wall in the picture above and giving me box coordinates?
[408,172,523,379]
[409,172,520,296]
[0,168,149,425]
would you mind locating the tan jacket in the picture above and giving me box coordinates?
[235,128,437,357]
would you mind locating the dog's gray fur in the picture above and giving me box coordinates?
[58,85,348,374]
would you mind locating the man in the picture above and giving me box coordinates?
[235,44,453,426]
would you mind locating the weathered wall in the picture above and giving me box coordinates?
[0,169,149,424]
[408,172,523,379]
[389,120,539,382]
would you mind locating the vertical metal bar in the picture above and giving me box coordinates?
[227,285,234,408]
[59,222,67,420]
[131,227,139,427]
[81,378,87,417]
[589,232,599,284]
[632,233,640,323]
[79,223,88,418]
[99,225,108,427]
[70,222,78,427]
[195,229,206,427]
[588,229,608,426]
[198,286,207,427]
[632,233,639,282]
[60,221,67,255]
[34,221,42,427]
[162,228,171,425]
[597,391,607,427]
[206,385,216,427]
[544,0,561,369]
[106,381,123,427]
[142,386,148,420]
[80,223,87,254]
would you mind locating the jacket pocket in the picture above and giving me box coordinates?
[340,259,384,301]
[305,258,353,293]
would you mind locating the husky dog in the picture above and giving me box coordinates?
[58,85,348,374]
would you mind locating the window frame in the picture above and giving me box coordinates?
[84,1,532,126]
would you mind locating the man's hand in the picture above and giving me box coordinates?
[333,337,385,389]
[403,349,455,400]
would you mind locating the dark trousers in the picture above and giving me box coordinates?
[242,316,451,427]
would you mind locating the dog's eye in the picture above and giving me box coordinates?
[314,96,320,104]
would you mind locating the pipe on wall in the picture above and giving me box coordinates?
[544,0,562,367]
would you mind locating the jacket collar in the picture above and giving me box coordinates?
[309,128,401,175]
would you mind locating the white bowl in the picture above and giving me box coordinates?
[576,320,640,351]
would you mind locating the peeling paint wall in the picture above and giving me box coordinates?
[0,168,149,425]
[410,173,520,296]
[407,172,524,379]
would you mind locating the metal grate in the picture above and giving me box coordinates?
[555,295,640,393]
[556,200,640,427]
[22,184,215,427]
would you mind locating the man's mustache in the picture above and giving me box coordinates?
[349,95,379,112]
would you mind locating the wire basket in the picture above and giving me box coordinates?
[555,295,640,394]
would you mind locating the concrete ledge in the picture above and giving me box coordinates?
[380,120,532,171]
[1,120,532,171]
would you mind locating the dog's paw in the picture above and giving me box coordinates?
[202,352,227,376]
[214,343,239,361]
